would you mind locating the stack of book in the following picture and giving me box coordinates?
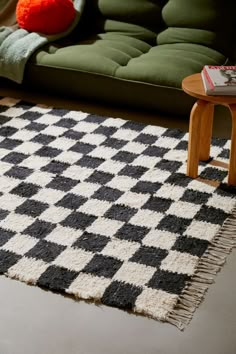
[201,65,236,96]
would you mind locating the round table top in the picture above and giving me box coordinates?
[182,73,236,105]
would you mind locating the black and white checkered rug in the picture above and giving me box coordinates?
[0,97,235,330]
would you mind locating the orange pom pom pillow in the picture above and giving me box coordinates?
[16,0,76,35]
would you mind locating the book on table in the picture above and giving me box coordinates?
[201,65,236,95]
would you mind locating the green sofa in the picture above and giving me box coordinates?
[20,0,236,115]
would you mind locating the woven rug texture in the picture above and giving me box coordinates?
[0,97,235,330]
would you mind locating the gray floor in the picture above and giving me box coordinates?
[0,86,235,354]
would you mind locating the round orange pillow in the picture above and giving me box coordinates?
[16,0,76,35]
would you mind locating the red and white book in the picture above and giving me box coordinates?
[201,65,236,95]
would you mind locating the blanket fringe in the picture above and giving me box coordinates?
[166,206,236,331]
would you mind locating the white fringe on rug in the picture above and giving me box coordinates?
[167,206,236,330]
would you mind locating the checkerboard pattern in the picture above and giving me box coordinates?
[0,97,235,324]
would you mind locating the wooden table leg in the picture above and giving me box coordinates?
[199,103,214,161]
[187,100,208,178]
[228,104,236,185]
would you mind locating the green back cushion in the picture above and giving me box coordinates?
[157,0,236,57]
[79,0,166,43]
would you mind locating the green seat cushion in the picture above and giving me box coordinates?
[30,34,226,89]
[25,35,226,115]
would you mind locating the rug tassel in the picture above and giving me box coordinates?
[166,205,236,330]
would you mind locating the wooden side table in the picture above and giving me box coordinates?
[182,73,236,185]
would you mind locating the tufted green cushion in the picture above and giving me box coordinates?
[77,0,166,43]
[32,34,224,86]
[158,0,236,57]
